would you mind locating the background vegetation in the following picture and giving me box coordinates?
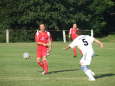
[0,0,115,36]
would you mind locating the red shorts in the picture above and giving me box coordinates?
[36,46,47,58]
[71,35,78,40]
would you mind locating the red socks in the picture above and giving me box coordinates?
[73,48,77,56]
[79,50,83,55]
[73,48,83,56]
[37,60,48,73]
[43,60,48,73]
[37,62,44,70]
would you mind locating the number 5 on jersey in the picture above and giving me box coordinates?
[82,39,88,46]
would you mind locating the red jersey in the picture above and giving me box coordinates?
[35,30,51,45]
[35,30,51,58]
[69,28,79,40]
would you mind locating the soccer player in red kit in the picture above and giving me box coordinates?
[35,24,52,75]
[69,24,79,57]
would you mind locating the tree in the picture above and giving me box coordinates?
[0,0,114,36]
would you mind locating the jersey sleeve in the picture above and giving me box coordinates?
[69,39,78,48]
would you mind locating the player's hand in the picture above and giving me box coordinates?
[48,48,52,52]
[100,43,104,48]
[68,35,71,39]
[43,43,48,46]
[64,46,70,50]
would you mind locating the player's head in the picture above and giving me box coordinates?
[39,24,46,31]
[72,24,77,29]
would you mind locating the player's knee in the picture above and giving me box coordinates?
[42,56,47,61]
[36,58,40,62]
[80,65,88,72]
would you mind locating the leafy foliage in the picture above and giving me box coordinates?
[0,0,114,36]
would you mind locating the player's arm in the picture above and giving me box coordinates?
[36,42,48,46]
[48,40,52,52]
[69,34,71,39]
[94,39,104,48]
[65,46,71,50]
[65,39,77,50]
[47,34,52,52]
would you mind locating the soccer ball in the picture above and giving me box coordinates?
[23,52,30,59]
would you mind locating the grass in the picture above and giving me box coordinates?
[0,42,115,86]
[98,34,115,42]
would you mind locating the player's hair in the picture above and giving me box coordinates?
[72,23,77,26]
[39,23,48,30]
[39,23,46,26]
[73,23,77,25]
[76,30,81,35]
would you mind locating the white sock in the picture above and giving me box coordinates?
[89,69,95,76]
[84,69,95,79]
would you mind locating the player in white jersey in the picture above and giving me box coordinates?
[65,35,104,81]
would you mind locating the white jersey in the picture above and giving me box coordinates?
[69,35,94,54]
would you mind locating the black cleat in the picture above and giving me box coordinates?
[73,56,77,58]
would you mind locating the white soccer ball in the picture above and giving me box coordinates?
[23,52,30,59]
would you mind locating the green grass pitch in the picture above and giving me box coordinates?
[0,42,115,86]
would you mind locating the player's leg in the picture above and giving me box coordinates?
[36,58,44,70]
[88,69,95,76]
[80,53,95,81]
[42,57,48,75]
[41,47,48,75]
[85,53,95,76]
[72,37,77,57]
[79,49,83,55]
[73,48,77,57]
[36,47,44,70]
[80,65,95,81]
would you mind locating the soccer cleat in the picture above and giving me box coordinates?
[73,55,77,58]
[42,71,48,75]
[88,78,96,81]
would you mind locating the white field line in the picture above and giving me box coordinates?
[97,47,115,49]
[0,76,85,81]
[104,48,115,49]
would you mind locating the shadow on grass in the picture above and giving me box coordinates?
[48,68,79,74]
[95,73,115,79]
